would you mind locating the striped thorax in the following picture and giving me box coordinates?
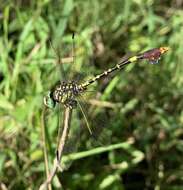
[44,81,85,109]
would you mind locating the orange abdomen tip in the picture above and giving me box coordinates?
[159,47,170,54]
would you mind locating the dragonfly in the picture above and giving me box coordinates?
[43,41,169,170]
[44,46,169,110]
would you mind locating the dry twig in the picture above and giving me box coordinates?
[39,107,72,190]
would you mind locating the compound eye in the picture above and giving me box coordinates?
[44,92,56,109]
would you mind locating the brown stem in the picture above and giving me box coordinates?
[39,107,72,190]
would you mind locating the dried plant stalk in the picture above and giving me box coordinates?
[39,107,72,190]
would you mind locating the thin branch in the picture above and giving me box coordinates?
[39,107,73,190]
[57,107,72,164]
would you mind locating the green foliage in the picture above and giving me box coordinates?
[0,0,182,189]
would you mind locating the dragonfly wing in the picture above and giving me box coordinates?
[49,40,67,82]
[76,95,112,148]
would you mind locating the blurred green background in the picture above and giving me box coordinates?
[0,0,183,189]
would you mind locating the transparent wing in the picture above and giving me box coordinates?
[59,93,113,170]
[49,40,67,82]
[76,94,112,149]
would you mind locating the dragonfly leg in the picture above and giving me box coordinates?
[65,99,77,109]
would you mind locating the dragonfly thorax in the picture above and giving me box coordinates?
[44,81,84,109]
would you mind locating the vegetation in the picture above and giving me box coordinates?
[0,0,182,189]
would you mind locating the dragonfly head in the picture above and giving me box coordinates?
[44,91,56,109]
